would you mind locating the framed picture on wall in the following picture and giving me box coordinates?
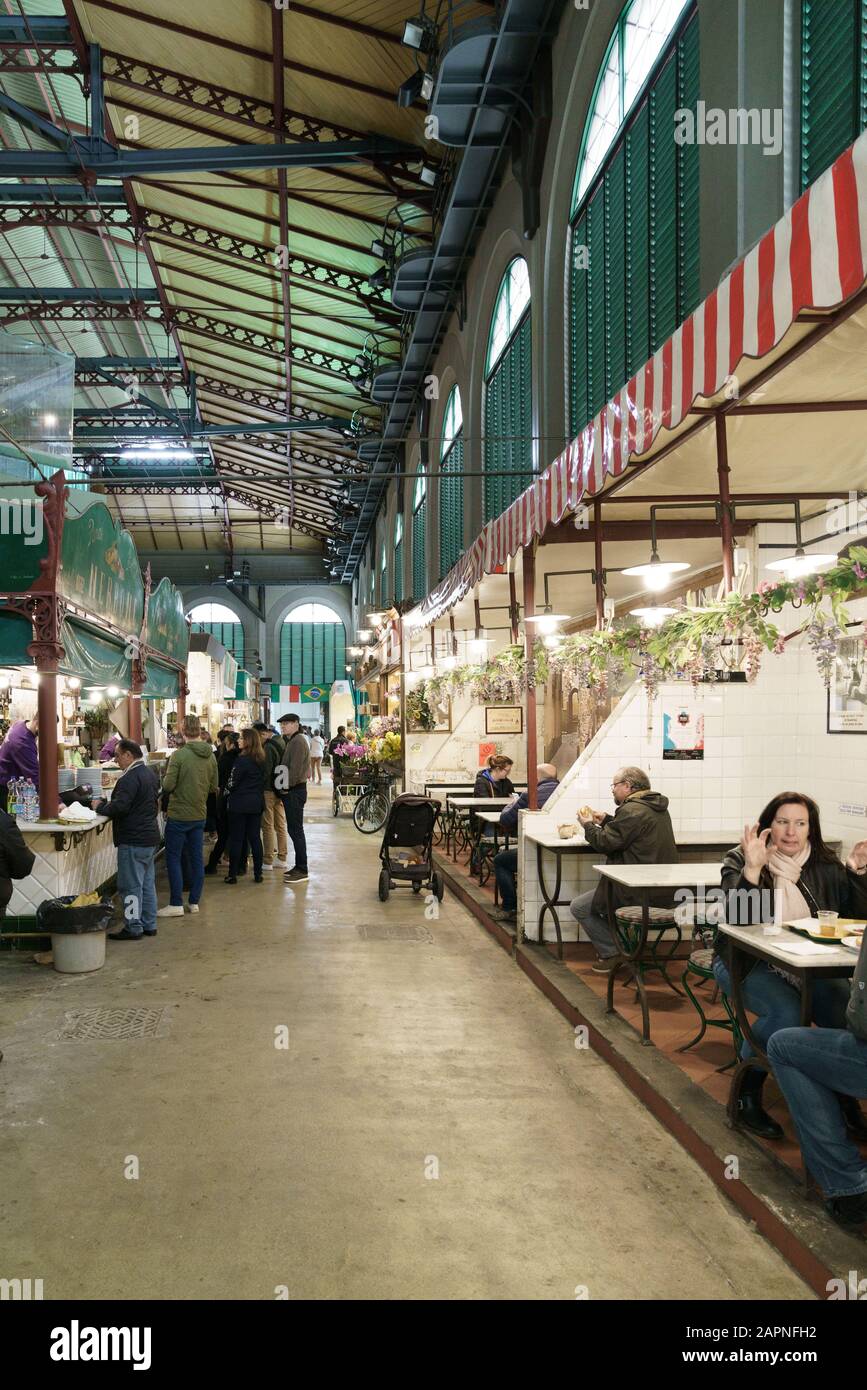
[485,706,523,735]
[828,634,867,733]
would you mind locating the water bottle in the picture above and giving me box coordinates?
[22,778,37,822]
[11,777,23,818]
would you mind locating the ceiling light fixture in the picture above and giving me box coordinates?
[622,552,690,592]
[629,606,677,628]
[523,606,568,636]
[402,14,435,52]
[764,500,836,577]
[397,68,425,108]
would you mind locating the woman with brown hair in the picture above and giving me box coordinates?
[225,727,266,884]
[473,754,515,798]
[714,791,867,1140]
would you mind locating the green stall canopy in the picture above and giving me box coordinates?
[141,661,179,699]
[0,610,35,665]
[60,619,131,687]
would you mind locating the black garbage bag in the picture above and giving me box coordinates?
[36,896,114,935]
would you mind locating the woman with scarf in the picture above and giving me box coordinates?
[714,792,867,1140]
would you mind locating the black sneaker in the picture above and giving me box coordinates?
[107,927,143,941]
[826,1191,867,1231]
[284,868,309,883]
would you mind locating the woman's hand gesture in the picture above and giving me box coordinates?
[741,822,773,879]
[846,839,867,874]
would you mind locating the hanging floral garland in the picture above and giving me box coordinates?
[410,547,867,711]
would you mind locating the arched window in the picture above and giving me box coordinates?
[188,602,245,667]
[569,1,699,438]
[394,512,404,604]
[280,602,345,685]
[484,258,532,522]
[439,385,464,578]
[412,468,427,599]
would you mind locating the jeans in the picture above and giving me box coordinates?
[768,1027,867,1198]
[712,956,851,1067]
[281,785,308,871]
[165,818,205,906]
[116,844,157,937]
[493,849,518,910]
[569,888,620,958]
[228,811,263,878]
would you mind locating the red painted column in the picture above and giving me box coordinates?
[716,414,735,593]
[523,544,538,811]
[176,680,187,728]
[128,683,143,744]
[32,653,60,819]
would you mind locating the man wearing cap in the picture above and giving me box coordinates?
[96,739,160,940]
[277,712,309,883]
[254,721,288,871]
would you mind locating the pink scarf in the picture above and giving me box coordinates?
[768,841,812,923]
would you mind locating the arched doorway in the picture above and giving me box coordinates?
[276,601,347,733]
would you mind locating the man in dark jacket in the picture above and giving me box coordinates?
[0,806,35,918]
[571,766,678,971]
[96,739,160,940]
[492,765,560,923]
[277,712,310,883]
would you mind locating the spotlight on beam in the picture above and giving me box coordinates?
[402,15,435,52]
[397,68,425,108]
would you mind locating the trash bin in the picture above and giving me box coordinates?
[36,896,114,974]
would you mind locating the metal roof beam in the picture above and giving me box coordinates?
[0,286,160,302]
[0,135,421,180]
[0,16,73,43]
[0,184,127,204]
[76,355,180,369]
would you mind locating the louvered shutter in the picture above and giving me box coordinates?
[412,495,426,598]
[440,432,464,577]
[801,0,865,189]
[605,145,627,401]
[649,52,678,352]
[569,215,589,436]
[625,102,650,377]
[677,11,701,322]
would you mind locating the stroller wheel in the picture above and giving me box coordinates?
[378,869,390,902]
[431,871,445,903]
[412,881,421,894]
[332,790,339,816]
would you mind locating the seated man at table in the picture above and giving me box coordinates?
[570,766,677,973]
[492,763,559,923]
[767,929,867,1232]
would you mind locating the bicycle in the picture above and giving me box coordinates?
[352,771,395,834]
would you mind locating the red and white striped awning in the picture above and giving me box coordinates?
[411,127,867,627]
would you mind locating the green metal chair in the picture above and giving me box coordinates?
[613,904,684,995]
[677,924,743,1064]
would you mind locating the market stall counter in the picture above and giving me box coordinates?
[10,814,114,921]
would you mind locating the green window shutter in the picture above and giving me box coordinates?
[198,621,244,668]
[279,623,344,686]
[625,101,650,377]
[569,215,589,436]
[604,146,627,402]
[801,0,865,190]
[412,496,426,598]
[394,538,403,602]
[484,309,532,521]
[677,11,701,322]
[649,51,678,352]
[439,432,464,577]
[587,187,606,419]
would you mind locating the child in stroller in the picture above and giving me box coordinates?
[378,793,444,903]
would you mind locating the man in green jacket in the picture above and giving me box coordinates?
[255,722,288,870]
[158,714,219,917]
[570,766,678,972]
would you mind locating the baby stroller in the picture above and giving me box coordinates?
[378,793,444,903]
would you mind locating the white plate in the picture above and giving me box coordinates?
[842,935,863,952]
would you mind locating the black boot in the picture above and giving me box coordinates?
[837,1093,867,1140]
[737,1068,784,1140]
[826,1190,867,1231]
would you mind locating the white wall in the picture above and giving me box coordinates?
[404,689,543,792]
[519,613,867,942]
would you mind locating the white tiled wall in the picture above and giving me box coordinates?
[405,691,542,793]
[519,618,867,943]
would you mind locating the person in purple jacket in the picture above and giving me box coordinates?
[99,733,121,763]
[0,714,39,813]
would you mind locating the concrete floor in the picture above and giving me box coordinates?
[1,785,810,1300]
